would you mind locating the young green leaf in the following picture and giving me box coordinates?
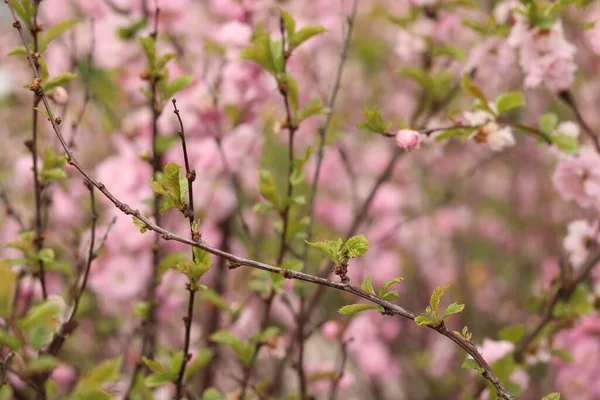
[539,112,558,134]
[164,75,194,100]
[356,105,392,134]
[498,324,526,344]
[461,358,484,373]
[552,133,578,155]
[429,285,449,315]
[39,19,79,52]
[305,238,343,265]
[140,37,157,70]
[361,275,375,295]
[298,97,330,122]
[338,304,378,315]
[378,277,404,297]
[258,169,280,209]
[43,72,77,92]
[202,388,226,400]
[345,234,369,258]
[290,25,327,52]
[132,217,148,233]
[414,315,436,326]
[0,261,16,318]
[442,302,465,319]
[142,357,167,375]
[541,394,561,400]
[495,91,525,114]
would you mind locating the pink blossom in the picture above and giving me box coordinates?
[49,87,69,106]
[563,220,598,268]
[322,320,342,340]
[395,129,422,150]
[90,252,151,301]
[552,147,600,208]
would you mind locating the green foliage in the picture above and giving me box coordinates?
[414,286,465,327]
[202,388,226,400]
[20,300,61,350]
[361,275,375,295]
[69,358,122,399]
[241,33,281,74]
[43,72,77,92]
[498,324,526,344]
[453,325,472,342]
[258,169,281,211]
[539,112,558,134]
[495,91,525,114]
[356,105,392,134]
[184,348,214,379]
[132,217,148,233]
[118,18,148,40]
[172,248,212,284]
[338,304,378,315]
[162,74,194,101]
[297,97,330,123]
[143,352,184,388]
[280,9,327,53]
[290,147,314,186]
[306,234,370,266]
[551,133,578,155]
[41,147,67,182]
[0,261,16,318]
[151,162,189,215]
[541,394,561,400]
[210,330,255,366]
[461,358,484,373]
[39,20,79,52]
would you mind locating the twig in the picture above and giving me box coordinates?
[240,16,300,397]
[0,186,26,231]
[328,339,352,400]
[172,99,199,399]
[514,248,600,361]
[5,3,514,399]
[46,181,99,356]
[26,4,47,300]
[67,19,95,148]
[559,90,600,153]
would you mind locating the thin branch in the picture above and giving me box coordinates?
[0,186,26,231]
[559,90,600,153]
[67,19,95,149]
[173,99,199,399]
[514,248,600,361]
[240,16,300,397]
[5,3,514,399]
[328,338,352,400]
[46,181,99,356]
[302,0,360,270]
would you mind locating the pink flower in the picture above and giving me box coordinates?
[563,220,598,268]
[322,320,342,340]
[395,129,422,150]
[552,147,600,208]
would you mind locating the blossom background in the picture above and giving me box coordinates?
[1,0,600,399]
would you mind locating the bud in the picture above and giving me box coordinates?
[49,87,69,106]
[395,129,421,150]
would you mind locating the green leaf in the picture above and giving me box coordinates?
[20,301,61,331]
[492,354,516,382]
[379,277,404,297]
[345,234,369,258]
[210,330,241,348]
[298,97,330,122]
[361,275,375,295]
[0,328,21,350]
[290,25,327,52]
[139,37,157,70]
[44,72,77,92]
[495,91,525,114]
[461,358,484,373]
[27,355,58,374]
[39,19,79,53]
[241,33,276,73]
[258,169,280,209]
[356,105,392,134]
[461,73,488,106]
[132,217,148,233]
[498,324,526,344]
[338,304,378,315]
[41,167,67,181]
[541,394,561,400]
[8,46,27,56]
[398,67,432,90]
[539,112,558,134]
[185,348,214,379]
[430,285,449,314]
[552,133,578,155]
[281,73,299,114]
[414,315,436,326]
[280,9,296,42]
[76,357,122,391]
[202,388,225,400]
[191,248,212,281]
[142,357,166,375]
[164,75,194,100]
[0,261,16,318]
[169,351,184,376]
[117,18,148,40]
[38,248,55,263]
[382,291,400,301]
[145,374,171,388]
[305,238,343,265]
[442,302,465,319]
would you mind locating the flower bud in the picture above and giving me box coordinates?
[395,129,421,150]
[49,86,69,106]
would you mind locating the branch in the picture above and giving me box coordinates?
[5,3,514,399]
[559,90,600,153]
[0,186,26,231]
[514,248,600,361]
[172,99,199,399]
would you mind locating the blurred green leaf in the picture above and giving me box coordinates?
[496,91,525,114]
[39,19,79,52]
[338,304,378,315]
[345,234,369,258]
[361,275,375,295]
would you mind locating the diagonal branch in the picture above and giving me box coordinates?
[5,3,514,399]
